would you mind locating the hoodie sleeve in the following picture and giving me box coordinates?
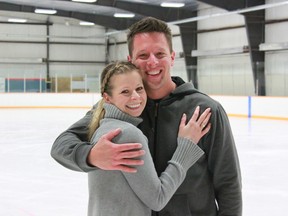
[206,102,242,215]
[50,107,97,172]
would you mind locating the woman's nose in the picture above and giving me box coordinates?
[131,90,140,99]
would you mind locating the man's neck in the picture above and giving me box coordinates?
[147,80,176,100]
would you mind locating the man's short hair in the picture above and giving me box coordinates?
[127,17,173,56]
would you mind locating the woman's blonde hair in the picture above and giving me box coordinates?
[88,61,140,140]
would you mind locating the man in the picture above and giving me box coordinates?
[51,17,242,215]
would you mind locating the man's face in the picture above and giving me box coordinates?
[128,32,175,95]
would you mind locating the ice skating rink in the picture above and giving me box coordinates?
[0,108,287,216]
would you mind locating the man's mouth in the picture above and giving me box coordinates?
[147,70,161,76]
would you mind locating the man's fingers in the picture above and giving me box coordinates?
[118,158,144,166]
[114,158,145,173]
[111,159,145,173]
[117,149,146,160]
[103,128,122,141]
[90,130,145,172]
[115,143,143,152]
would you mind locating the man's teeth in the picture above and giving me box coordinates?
[148,71,160,75]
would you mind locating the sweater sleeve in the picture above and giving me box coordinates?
[120,128,204,211]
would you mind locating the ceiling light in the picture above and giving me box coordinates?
[72,0,97,2]
[114,13,135,18]
[8,18,27,23]
[79,21,95,26]
[161,2,185,8]
[35,9,57,15]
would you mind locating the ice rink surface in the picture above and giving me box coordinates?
[0,108,287,215]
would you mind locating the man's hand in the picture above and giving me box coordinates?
[87,128,145,173]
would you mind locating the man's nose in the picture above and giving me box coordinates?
[147,54,159,68]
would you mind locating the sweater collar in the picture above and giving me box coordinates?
[103,103,143,126]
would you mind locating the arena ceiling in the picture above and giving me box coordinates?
[0,0,266,30]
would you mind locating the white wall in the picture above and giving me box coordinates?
[196,6,254,96]
[198,54,255,95]
[0,22,107,79]
[1,0,288,96]
[264,0,288,96]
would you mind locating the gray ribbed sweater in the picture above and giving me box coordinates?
[88,103,204,216]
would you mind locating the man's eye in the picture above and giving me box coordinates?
[138,54,148,59]
[156,52,166,58]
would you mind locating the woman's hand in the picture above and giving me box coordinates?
[178,106,211,144]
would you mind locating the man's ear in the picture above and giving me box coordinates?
[171,51,175,67]
[127,55,132,62]
[103,93,111,103]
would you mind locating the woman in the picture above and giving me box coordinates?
[87,61,211,216]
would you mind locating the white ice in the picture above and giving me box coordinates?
[0,108,287,215]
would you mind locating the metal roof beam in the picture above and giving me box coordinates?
[243,0,266,95]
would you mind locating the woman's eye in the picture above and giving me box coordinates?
[121,90,129,94]
[136,86,144,92]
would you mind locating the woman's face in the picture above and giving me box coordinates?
[103,70,147,117]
